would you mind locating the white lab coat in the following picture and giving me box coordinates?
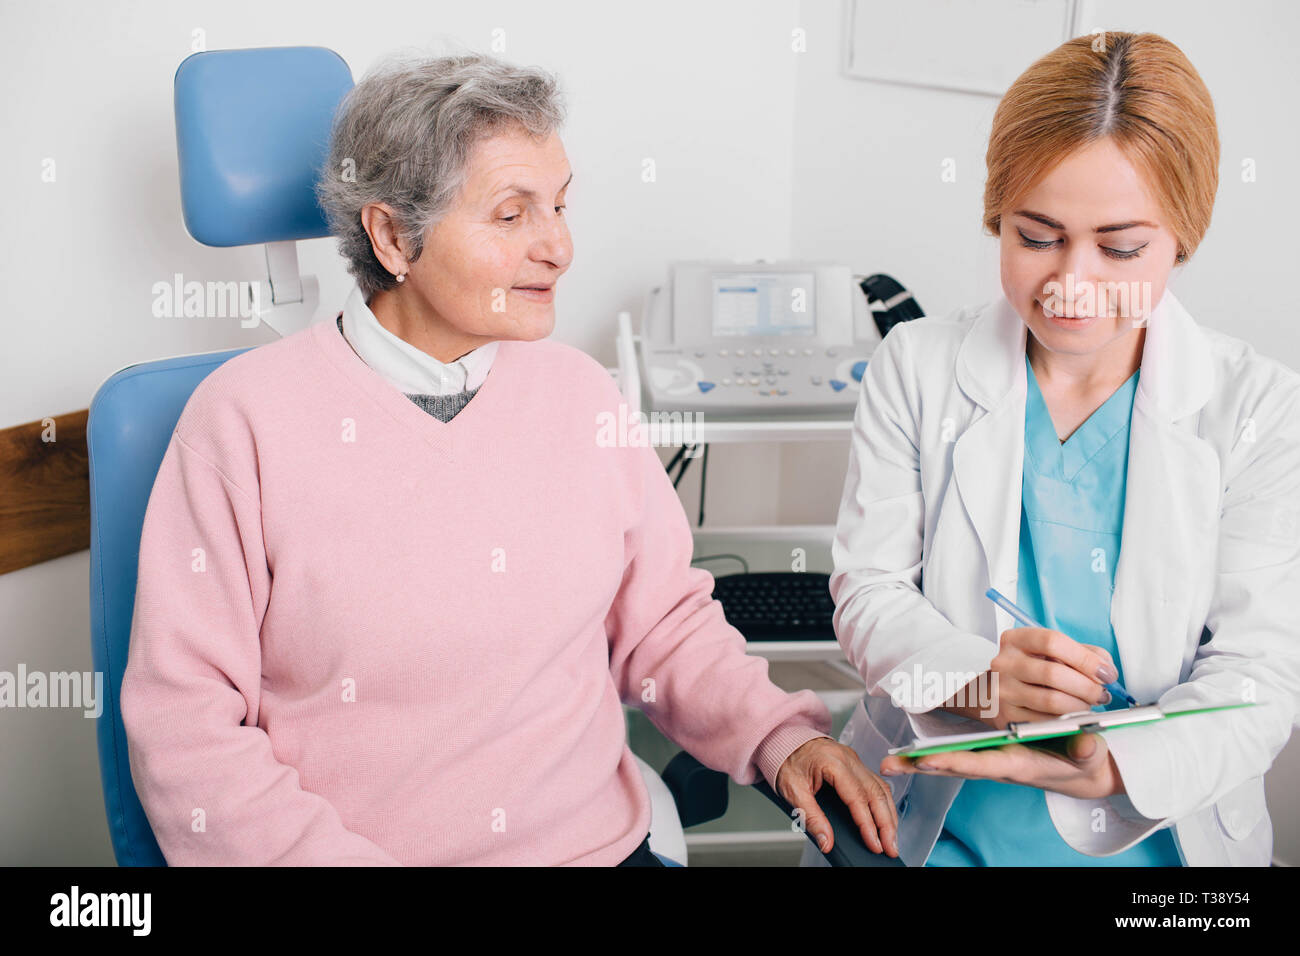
[822,289,1300,867]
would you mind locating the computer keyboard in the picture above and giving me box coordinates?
[710,571,837,641]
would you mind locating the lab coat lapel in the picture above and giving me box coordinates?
[1110,291,1220,701]
[951,295,1028,634]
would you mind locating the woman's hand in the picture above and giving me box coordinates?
[880,731,1124,800]
[775,738,900,857]
[945,627,1118,729]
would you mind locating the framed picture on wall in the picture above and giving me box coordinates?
[843,0,1081,97]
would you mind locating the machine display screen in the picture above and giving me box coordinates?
[711,272,816,337]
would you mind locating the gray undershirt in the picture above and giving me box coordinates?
[337,314,478,423]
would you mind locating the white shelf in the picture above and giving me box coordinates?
[676,418,851,444]
[692,523,835,544]
[744,640,842,662]
[685,831,807,848]
[692,525,842,663]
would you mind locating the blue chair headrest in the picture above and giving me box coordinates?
[174,46,353,247]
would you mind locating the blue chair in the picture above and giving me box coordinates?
[88,44,885,868]
[88,44,348,866]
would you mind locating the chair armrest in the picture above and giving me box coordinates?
[751,778,905,868]
[660,751,730,828]
[662,750,904,866]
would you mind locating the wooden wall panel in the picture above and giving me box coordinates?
[0,410,90,575]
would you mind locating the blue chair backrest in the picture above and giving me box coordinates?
[88,348,251,865]
[87,44,352,865]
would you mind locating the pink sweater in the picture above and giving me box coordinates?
[121,316,831,865]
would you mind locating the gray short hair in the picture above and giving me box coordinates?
[315,51,566,300]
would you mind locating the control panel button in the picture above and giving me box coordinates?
[829,379,847,392]
[810,376,822,386]
[749,377,759,385]
[803,348,814,356]
[765,376,777,385]
[826,348,838,358]
[786,348,796,356]
[698,381,716,393]
[851,360,868,382]
[694,350,706,358]
[722,378,731,386]
[778,368,789,375]
[718,349,728,357]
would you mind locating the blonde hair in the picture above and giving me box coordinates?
[983,32,1219,263]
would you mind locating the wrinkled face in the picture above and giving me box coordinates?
[407,126,573,342]
[999,137,1180,358]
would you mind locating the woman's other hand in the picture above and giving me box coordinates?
[775,737,900,857]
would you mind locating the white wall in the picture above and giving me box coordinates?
[1,0,1296,864]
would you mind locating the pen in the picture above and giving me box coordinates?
[985,587,1137,706]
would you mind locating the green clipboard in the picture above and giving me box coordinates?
[888,702,1256,758]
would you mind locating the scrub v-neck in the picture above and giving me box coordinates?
[1023,354,1140,483]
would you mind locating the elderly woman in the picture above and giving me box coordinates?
[121,52,898,865]
[820,32,1300,867]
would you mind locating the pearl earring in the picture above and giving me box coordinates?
[395,272,406,283]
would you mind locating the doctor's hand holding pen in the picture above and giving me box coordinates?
[938,626,1117,730]
[933,587,1129,730]
[879,591,1130,800]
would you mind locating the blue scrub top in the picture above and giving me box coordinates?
[925,353,1182,866]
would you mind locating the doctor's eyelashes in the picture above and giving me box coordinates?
[1016,229,1057,251]
[1015,228,1150,260]
[1101,244,1149,260]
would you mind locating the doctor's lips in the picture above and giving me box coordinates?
[1035,297,1100,330]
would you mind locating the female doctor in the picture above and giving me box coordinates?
[815,32,1300,867]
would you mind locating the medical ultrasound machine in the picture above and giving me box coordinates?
[631,260,925,643]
